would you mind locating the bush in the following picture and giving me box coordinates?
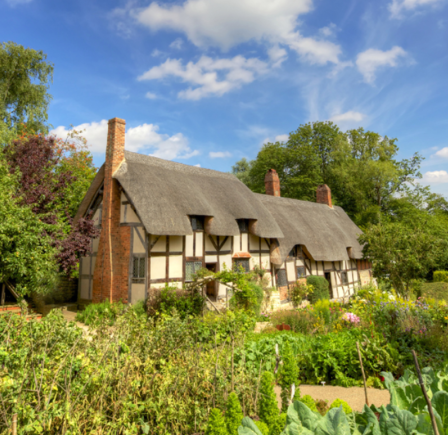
[75,299,126,326]
[226,392,243,435]
[433,271,448,283]
[146,284,204,318]
[307,276,330,303]
[278,341,299,412]
[270,413,287,435]
[254,420,269,435]
[205,409,228,435]
[289,280,314,307]
[329,399,352,414]
[258,372,279,430]
[298,395,318,412]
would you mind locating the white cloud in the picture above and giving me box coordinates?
[194,163,201,167]
[319,23,337,37]
[389,0,443,18]
[209,151,232,158]
[330,111,365,123]
[275,134,289,142]
[356,46,408,83]
[435,147,448,158]
[138,55,269,100]
[132,0,343,65]
[50,120,199,160]
[145,91,158,99]
[151,49,163,57]
[267,45,288,68]
[170,38,184,49]
[421,170,448,184]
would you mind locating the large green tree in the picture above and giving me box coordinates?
[0,41,53,134]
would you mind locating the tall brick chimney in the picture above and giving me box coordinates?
[92,118,129,303]
[265,169,281,197]
[316,184,332,208]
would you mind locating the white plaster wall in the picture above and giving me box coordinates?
[150,257,166,280]
[261,238,269,250]
[185,235,194,257]
[91,257,96,275]
[81,256,91,275]
[170,236,182,252]
[205,235,214,251]
[205,255,218,263]
[250,255,260,269]
[92,238,99,253]
[133,228,146,254]
[130,284,146,304]
[286,262,296,283]
[233,235,241,253]
[169,255,183,279]
[261,253,270,270]
[152,236,166,252]
[249,234,258,250]
[241,233,248,252]
[80,279,90,299]
[195,232,203,257]
[126,207,140,223]
[221,237,231,251]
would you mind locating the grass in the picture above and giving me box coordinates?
[422,281,448,301]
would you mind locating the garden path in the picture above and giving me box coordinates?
[274,385,390,412]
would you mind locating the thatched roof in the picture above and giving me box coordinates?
[75,151,364,263]
[256,194,364,262]
[113,151,284,238]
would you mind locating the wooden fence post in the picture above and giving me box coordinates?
[356,342,369,406]
[12,414,17,435]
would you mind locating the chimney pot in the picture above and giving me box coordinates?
[316,184,332,208]
[265,169,281,197]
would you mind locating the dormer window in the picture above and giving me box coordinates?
[237,219,249,233]
[190,216,204,231]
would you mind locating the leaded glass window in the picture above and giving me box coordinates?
[297,266,306,278]
[287,248,295,260]
[133,257,145,279]
[185,261,203,281]
[276,269,287,287]
[237,219,249,233]
[341,271,348,285]
[233,259,250,273]
[190,216,204,231]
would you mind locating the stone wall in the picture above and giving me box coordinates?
[31,275,78,314]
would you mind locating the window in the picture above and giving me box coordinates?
[185,261,203,281]
[237,219,249,233]
[296,266,306,278]
[276,269,287,287]
[287,248,295,260]
[233,258,250,273]
[341,271,348,285]
[190,216,204,231]
[133,256,145,279]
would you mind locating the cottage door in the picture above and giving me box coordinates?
[324,272,334,299]
[205,263,217,299]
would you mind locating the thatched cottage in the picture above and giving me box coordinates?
[74,118,372,306]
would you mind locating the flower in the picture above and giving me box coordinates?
[341,312,360,325]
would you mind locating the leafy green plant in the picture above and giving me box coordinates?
[270,413,287,435]
[226,392,243,435]
[258,372,279,430]
[278,341,299,412]
[298,395,318,412]
[307,276,330,303]
[329,398,352,414]
[75,299,126,326]
[289,280,314,307]
[434,271,448,283]
[205,409,228,435]
[254,420,269,435]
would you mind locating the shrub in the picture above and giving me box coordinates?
[329,399,352,414]
[247,281,264,316]
[289,280,314,307]
[75,299,126,326]
[258,372,279,430]
[146,284,204,318]
[307,276,330,303]
[205,409,228,435]
[226,392,243,435]
[278,341,299,412]
[433,271,448,283]
[298,395,318,412]
[270,413,287,435]
[254,420,269,435]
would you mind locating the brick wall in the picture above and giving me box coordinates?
[316,184,332,207]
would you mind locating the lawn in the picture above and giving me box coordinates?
[422,281,448,300]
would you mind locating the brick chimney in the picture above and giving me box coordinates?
[265,169,281,197]
[316,184,332,208]
[92,118,129,303]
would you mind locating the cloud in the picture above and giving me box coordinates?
[170,38,184,49]
[389,0,443,18]
[319,23,338,37]
[209,151,232,158]
[275,134,289,142]
[267,45,288,68]
[330,111,365,123]
[50,120,199,160]
[356,46,408,83]
[138,55,269,100]
[145,91,158,99]
[434,147,448,158]
[421,170,448,184]
[132,0,343,65]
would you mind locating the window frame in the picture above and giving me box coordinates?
[341,271,348,285]
[233,258,250,273]
[276,269,287,287]
[185,260,203,282]
[132,255,146,283]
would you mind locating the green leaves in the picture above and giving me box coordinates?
[314,408,351,435]
[238,417,263,435]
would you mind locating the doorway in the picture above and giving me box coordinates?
[324,272,334,299]
[205,263,218,299]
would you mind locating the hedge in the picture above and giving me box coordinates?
[433,271,448,283]
[306,275,330,303]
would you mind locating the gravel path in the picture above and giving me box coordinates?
[274,385,390,412]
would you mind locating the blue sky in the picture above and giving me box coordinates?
[1,0,448,196]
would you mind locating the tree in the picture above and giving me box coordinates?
[258,372,279,430]
[0,153,57,295]
[359,213,448,296]
[0,42,53,134]
[278,342,299,412]
[205,408,228,435]
[3,134,98,277]
[231,157,251,185]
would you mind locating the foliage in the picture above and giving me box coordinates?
[226,392,243,435]
[298,395,318,412]
[278,341,299,412]
[206,409,228,435]
[258,372,279,430]
[270,413,287,435]
[360,214,448,296]
[307,275,330,303]
[0,42,53,134]
[75,299,127,326]
[434,271,448,283]
[329,399,352,414]
[422,281,448,301]
[0,153,58,295]
[254,420,269,435]
[289,280,314,307]
[146,284,205,319]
